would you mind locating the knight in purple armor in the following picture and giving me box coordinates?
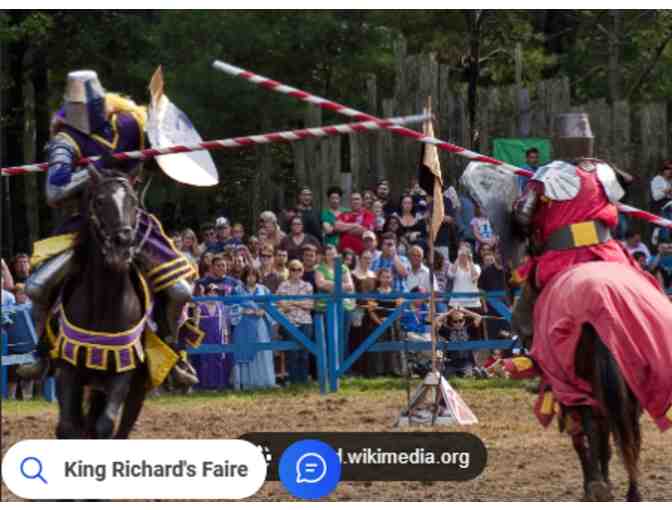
[21,70,197,385]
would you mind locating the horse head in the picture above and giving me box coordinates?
[86,167,139,272]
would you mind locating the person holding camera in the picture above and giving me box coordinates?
[447,243,482,311]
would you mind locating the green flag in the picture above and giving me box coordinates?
[492,138,551,167]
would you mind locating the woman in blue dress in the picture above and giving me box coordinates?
[231,267,277,389]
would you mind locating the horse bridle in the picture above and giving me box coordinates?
[88,173,141,259]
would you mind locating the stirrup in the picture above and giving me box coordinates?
[16,357,50,381]
[171,359,199,387]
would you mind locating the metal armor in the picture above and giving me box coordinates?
[45,135,91,208]
[552,113,594,161]
[63,70,108,135]
[513,186,539,238]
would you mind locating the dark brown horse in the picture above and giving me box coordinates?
[513,281,642,501]
[54,168,148,439]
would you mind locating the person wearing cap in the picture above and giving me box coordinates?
[202,217,240,255]
[216,217,241,247]
[20,70,197,386]
[362,230,381,263]
[198,222,218,254]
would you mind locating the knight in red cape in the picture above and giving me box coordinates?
[507,113,672,432]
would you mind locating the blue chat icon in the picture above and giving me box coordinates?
[279,439,340,499]
[20,457,48,484]
[296,452,327,484]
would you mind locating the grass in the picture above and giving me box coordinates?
[1,376,525,415]
[1,398,56,415]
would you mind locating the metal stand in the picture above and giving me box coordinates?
[395,103,478,428]
[396,370,479,427]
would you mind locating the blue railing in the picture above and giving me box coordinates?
[1,304,55,401]
[189,263,518,394]
[3,276,671,398]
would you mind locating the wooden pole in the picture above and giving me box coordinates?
[429,223,437,374]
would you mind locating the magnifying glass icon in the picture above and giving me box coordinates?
[20,457,48,484]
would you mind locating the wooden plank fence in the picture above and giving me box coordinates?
[282,46,670,228]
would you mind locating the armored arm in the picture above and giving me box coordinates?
[512,185,540,238]
[46,135,91,208]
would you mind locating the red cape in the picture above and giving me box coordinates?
[532,261,672,431]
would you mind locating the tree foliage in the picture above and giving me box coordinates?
[2,9,672,251]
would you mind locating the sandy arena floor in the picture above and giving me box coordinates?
[1,380,670,502]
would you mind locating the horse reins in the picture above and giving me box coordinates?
[88,175,141,260]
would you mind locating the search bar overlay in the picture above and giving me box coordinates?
[2,439,267,500]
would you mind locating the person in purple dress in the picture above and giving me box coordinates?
[192,283,233,389]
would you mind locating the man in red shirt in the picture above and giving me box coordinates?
[336,192,375,255]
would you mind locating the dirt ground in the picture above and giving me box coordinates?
[2,381,670,502]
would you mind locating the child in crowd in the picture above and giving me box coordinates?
[470,205,498,255]
[367,267,404,376]
[372,200,386,233]
[399,286,433,377]
[437,307,488,379]
[13,283,31,305]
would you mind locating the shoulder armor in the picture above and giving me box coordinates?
[594,161,625,203]
[531,160,581,201]
[576,158,625,203]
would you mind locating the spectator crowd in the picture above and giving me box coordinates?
[2,154,672,397]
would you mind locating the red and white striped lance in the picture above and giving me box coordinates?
[213,59,672,230]
[213,60,525,178]
[1,113,428,177]
[615,204,672,230]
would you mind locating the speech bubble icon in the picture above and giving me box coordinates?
[295,453,327,484]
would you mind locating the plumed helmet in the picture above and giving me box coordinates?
[552,113,594,160]
[63,70,107,134]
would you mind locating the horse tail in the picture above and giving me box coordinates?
[592,330,640,481]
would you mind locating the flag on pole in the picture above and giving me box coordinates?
[417,103,444,241]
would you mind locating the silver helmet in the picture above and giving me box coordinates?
[552,113,594,161]
[63,70,107,134]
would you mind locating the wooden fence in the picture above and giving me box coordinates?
[288,43,670,223]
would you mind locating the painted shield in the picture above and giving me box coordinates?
[147,68,219,187]
[460,161,524,266]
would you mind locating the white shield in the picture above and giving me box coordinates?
[147,67,219,187]
[460,161,523,266]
